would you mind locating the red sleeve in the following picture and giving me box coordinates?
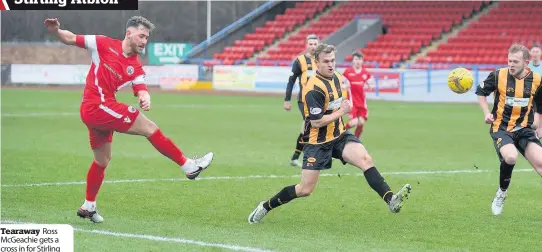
[342,68,349,76]
[75,35,86,48]
[74,35,108,51]
[132,83,148,96]
[131,66,148,96]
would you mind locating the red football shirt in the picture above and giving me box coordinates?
[75,35,148,104]
[343,67,371,108]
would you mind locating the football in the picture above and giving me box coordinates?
[447,67,474,94]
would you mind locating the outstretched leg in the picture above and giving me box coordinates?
[341,140,411,213]
[248,169,320,223]
[524,141,542,177]
[126,112,214,180]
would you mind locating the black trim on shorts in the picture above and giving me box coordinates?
[302,132,361,170]
[490,127,542,162]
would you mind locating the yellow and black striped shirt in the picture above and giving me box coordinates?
[475,67,542,133]
[302,71,346,144]
[284,54,316,102]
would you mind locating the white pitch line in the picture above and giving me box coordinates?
[1,169,534,188]
[0,220,276,252]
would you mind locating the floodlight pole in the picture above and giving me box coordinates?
[207,0,211,43]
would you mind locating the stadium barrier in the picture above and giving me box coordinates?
[211,65,498,103]
[6,64,209,91]
[5,63,503,103]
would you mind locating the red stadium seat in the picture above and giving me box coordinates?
[212,1,334,61]
[417,1,542,65]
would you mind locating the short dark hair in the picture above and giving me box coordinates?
[352,51,363,59]
[314,44,336,61]
[126,16,155,32]
[532,44,541,50]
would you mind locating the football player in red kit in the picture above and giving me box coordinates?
[342,52,374,138]
[44,16,214,223]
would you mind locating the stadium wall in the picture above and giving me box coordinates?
[3,64,496,103]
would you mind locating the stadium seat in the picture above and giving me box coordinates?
[260,1,485,68]
[212,1,333,63]
[418,1,542,65]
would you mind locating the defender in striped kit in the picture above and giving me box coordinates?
[284,34,319,168]
[476,44,542,216]
[44,16,214,223]
[248,44,412,224]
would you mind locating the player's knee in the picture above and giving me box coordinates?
[146,120,158,134]
[140,119,158,137]
[95,155,111,167]
[132,113,159,137]
[359,153,374,169]
[296,188,312,197]
[295,185,314,197]
[531,158,542,172]
[501,152,518,165]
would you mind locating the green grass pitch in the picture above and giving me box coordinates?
[1,88,540,252]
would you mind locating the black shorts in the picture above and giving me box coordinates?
[490,128,542,162]
[297,101,305,119]
[302,132,362,170]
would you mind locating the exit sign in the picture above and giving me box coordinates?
[147,43,192,65]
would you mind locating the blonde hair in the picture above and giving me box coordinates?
[508,44,530,60]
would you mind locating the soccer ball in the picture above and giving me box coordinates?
[447,68,474,94]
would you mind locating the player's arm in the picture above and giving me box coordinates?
[341,69,351,89]
[136,89,151,111]
[44,18,106,51]
[535,110,542,139]
[366,73,376,86]
[132,68,151,111]
[284,59,302,102]
[306,89,351,128]
[44,18,76,45]
[533,85,542,138]
[475,71,497,123]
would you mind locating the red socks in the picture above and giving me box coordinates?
[86,161,106,202]
[354,125,364,138]
[147,129,188,166]
[346,121,364,138]
[85,129,187,202]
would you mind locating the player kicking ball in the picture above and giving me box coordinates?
[44,16,214,223]
[248,44,411,224]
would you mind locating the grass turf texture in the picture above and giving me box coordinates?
[2,89,540,252]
